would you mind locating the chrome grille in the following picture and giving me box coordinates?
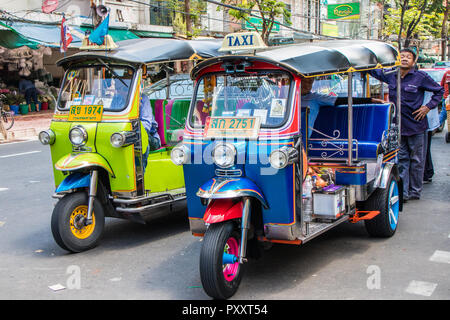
[215,169,242,177]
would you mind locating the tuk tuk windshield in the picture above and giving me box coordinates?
[190,72,292,128]
[57,65,135,112]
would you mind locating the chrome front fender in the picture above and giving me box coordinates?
[374,162,395,189]
[197,177,269,209]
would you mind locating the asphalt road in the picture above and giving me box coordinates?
[0,131,449,300]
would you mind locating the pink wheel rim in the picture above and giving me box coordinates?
[223,237,239,282]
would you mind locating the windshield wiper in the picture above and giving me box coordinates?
[97,58,129,88]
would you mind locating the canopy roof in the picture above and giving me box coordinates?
[57,38,225,69]
[191,40,400,78]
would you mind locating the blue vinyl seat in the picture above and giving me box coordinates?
[302,103,393,160]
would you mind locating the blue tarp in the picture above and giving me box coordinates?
[0,20,84,49]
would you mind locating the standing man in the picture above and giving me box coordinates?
[19,77,39,111]
[370,48,444,202]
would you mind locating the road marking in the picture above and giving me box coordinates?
[0,188,8,192]
[0,150,41,158]
[405,280,437,297]
[429,250,450,264]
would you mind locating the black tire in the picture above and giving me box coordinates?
[446,132,450,143]
[1,111,14,130]
[51,192,105,253]
[200,221,244,299]
[364,174,400,238]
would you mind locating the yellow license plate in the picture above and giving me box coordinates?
[68,105,103,122]
[204,117,260,138]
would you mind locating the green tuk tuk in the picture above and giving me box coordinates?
[39,37,224,252]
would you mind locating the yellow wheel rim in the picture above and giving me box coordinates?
[69,205,96,239]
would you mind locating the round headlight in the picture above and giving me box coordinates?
[69,126,87,146]
[212,143,236,168]
[269,149,289,169]
[110,133,125,148]
[38,129,55,145]
[171,145,189,165]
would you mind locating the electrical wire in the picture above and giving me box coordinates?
[126,0,340,39]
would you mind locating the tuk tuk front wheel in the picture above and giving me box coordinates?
[51,192,105,253]
[364,175,399,237]
[200,221,244,299]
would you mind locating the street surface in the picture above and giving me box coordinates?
[0,131,449,300]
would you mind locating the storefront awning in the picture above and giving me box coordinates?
[0,21,40,49]
[0,20,84,49]
[131,30,173,38]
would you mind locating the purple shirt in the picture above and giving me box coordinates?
[370,68,444,136]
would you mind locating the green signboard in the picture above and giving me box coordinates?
[327,2,360,20]
[244,17,281,33]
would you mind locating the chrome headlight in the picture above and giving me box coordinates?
[38,129,55,145]
[269,146,298,169]
[69,126,88,146]
[110,132,126,148]
[171,144,190,166]
[212,143,236,168]
[110,131,138,148]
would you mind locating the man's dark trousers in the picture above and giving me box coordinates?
[399,132,426,199]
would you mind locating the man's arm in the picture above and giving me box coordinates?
[421,73,444,110]
[368,69,391,84]
[412,72,444,121]
[140,95,158,135]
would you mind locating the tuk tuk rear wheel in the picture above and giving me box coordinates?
[51,192,105,253]
[445,132,450,143]
[364,175,399,237]
[200,221,244,299]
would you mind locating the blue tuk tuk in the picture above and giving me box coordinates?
[171,34,403,299]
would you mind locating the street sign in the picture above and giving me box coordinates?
[327,2,360,20]
[244,17,281,33]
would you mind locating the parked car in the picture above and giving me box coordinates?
[433,61,450,68]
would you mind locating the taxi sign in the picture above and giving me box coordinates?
[80,35,118,51]
[68,105,104,122]
[204,116,261,139]
[219,32,267,52]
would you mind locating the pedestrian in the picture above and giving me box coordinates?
[421,91,441,184]
[369,48,444,202]
[19,76,39,112]
[439,69,450,127]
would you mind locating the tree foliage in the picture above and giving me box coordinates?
[382,0,443,49]
[218,0,291,45]
[168,0,207,38]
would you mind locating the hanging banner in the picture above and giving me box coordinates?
[327,2,360,20]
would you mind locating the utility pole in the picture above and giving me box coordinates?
[442,1,449,60]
